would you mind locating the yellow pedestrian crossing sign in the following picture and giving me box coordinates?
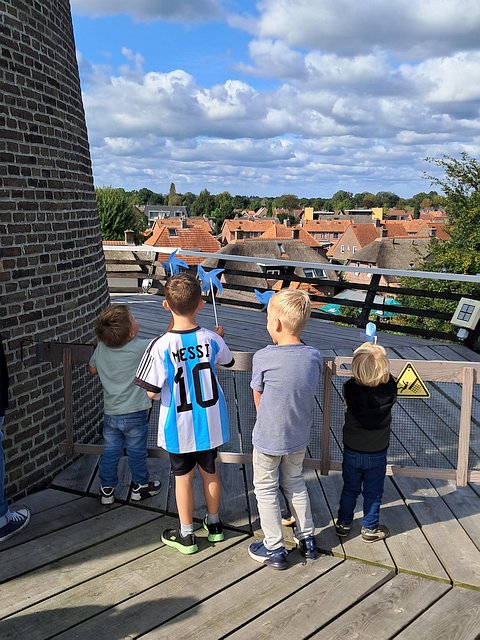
[396,362,430,398]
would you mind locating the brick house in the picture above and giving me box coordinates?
[327,223,380,262]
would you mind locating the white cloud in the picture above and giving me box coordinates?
[70,0,222,22]
[245,0,480,57]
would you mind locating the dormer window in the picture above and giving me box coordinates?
[168,227,178,236]
[278,243,285,254]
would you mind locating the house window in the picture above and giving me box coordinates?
[340,244,345,253]
[168,227,178,236]
[352,246,356,254]
[333,233,339,239]
[320,233,327,239]
[304,268,326,279]
[278,243,286,254]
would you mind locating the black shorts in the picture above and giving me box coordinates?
[169,448,218,476]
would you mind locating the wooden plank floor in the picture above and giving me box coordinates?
[2,487,480,640]
[9,295,476,637]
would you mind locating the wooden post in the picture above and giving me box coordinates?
[63,347,74,459]
[320,358,333,475]
[357,273,381,328]
[456,367,474,486]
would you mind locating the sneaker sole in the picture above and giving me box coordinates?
[130,490,161,501]
[202,522,224,542]
[101,496,114,505]
[335,530,350,537]
[161,534,198,555]
[248,547,288,570]
[362,535,388,543]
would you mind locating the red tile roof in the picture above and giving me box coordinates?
[144,219,220,265]
[258,224,320,247]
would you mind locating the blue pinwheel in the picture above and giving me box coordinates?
[197,265,224,294]
[254,289,275,311]
[360,321,378,344]
[197,265,225,325]
[161,250,188,276]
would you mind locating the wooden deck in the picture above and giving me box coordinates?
[2,295,480,638]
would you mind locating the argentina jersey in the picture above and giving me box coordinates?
[135,328,234,454]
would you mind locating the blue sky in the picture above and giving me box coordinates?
[70,0,480,199]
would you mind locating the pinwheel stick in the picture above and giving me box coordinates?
[210,279,219,326]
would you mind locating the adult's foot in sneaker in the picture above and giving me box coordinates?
[248,541,288,570]
[100,486,115,505]
[361,524,389,543]
[161,528,198,555]
[203,516,224,542]
[297,534,318,560]
[335,519,353,537]
[130,480,161,501]
[0,507,30,542]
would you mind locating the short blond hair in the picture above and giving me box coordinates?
[352,342,390,387]
[268,289,311,335]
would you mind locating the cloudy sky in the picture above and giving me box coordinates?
[70,0,480,198]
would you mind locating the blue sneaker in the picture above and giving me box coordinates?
[297,534,318,560]
[248,540,288,570]
[0,507,30,542]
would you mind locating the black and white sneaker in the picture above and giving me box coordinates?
[130,480,161,501]
[335,519,353,537]
[361,524,389,543]
[297,534,319,560]
[100,486,115,505]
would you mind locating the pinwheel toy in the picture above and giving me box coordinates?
[161,250,188,277]
[197,265,224,326]
[254,289,275,311]
[361,321,378,344]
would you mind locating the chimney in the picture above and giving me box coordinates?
[283,219,290,227]
[124,229,135,245]
[381,227,388,238]
[429,227,437,238]
[292,229,300,240]
[375,218,381,227]
[180,218,188,229]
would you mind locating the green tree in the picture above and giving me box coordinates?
[266,199,274,217]
[376,191,400,209]
[399,153,480,332]
[96,186,142,241]
[275,194,299,211]
[191,188,215,218]
[329,190,354,211]
[212,191,234,232]
[168,182,182,206]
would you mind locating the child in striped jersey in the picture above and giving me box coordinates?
[135,273,234,554]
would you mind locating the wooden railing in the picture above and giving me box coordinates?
[39,343,480,487]
[104,245,480,350]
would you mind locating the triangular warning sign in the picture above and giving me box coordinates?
[396,363,430,398]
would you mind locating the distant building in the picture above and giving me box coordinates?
[143,217,220,275]
[144,204,189,227]
[201,240,338,306]
[345,237,433,286]
[327,223,380,262]
[221,218,276,245]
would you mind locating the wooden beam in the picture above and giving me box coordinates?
[457,367,475,486]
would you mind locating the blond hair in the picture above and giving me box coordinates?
[165,273,202,316]
[268,289,311,335]
[352,342,390,387]
[95,305,134,348]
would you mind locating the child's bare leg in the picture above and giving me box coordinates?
[199,465,221,516]
[175,469,195,526]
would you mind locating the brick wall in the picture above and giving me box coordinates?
[0,0,109,498]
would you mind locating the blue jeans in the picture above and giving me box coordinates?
[0,416,9,522]
[99,410,150,487]
[338,447,387,530]
[253,447,315,551]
